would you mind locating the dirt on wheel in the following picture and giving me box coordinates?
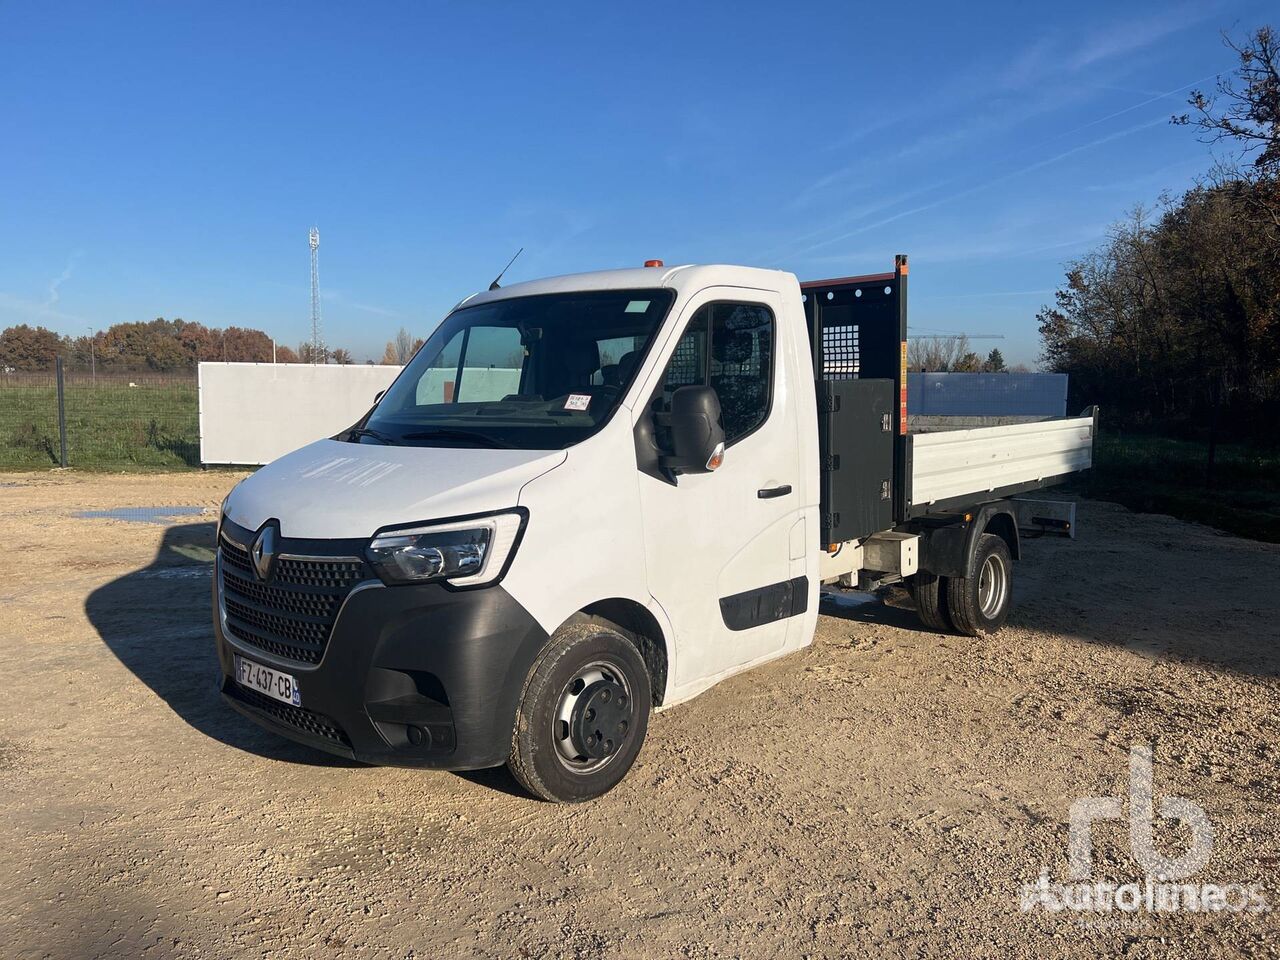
[0,471,1277,958]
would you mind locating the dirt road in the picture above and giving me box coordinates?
[1,471,1277,958]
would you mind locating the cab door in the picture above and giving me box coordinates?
[633,289,804,690]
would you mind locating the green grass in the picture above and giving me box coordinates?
[5,382,1280,541]
[0,379,200,471]
[1075,431,1280,542]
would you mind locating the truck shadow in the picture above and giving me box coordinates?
[818,588,936,633]
[84,521,361,767]
[821,525,1280,681]
[451,765,529,798]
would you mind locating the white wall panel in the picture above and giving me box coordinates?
[199,363,401,465]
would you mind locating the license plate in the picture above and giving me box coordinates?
[234,654,301,707]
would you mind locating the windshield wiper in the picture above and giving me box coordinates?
[401,428,513,449]
[343,426,394,444]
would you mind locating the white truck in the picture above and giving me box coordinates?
[213,256,1094,801]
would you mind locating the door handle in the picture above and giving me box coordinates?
[757,484,792,499]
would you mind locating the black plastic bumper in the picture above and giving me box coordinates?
[213,568,550,770]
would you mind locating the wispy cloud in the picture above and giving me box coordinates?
[789,3,1214,218]
[322,290,400,318]
[995,35,1059,89]
[346,301,400,318]
[1067,3,1210,70]
[1044,72,1220,146]
[780,115,1166,264]
[804,223,1104,270]
[913,288,1056,302]
[501,205,596,279]
[770,177,958,257]
[1082,156,1206,193]
[0,291,88,325]
[44,251,83,309]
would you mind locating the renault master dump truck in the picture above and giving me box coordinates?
[213,256,1095,801]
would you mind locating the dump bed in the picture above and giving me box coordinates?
[905,410,1096,515]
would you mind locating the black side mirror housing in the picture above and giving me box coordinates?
[661,385,725,474]
[374,390,385,403]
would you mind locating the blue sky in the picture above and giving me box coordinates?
[0,1,1271,365]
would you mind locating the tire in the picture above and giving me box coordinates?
[507,621,651,803]
[909,570,953,632]
[946,533,1013,636]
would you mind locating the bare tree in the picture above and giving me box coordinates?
[1176,26,1280,178]
[382,327,418,365]
[1037,187,1278,435]
[296,341,329,364]
[907,334,971,372]
[1175,25,1280,239]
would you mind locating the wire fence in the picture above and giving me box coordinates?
[2,361,1078,472]
[0,362,199,471]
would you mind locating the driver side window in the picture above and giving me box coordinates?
[653,302,774,445]
[413,326,525,405]
[454,327,524,403]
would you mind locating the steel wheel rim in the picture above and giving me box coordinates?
[553,658,634,775]
[978,552,1008,619]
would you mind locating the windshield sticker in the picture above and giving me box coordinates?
[564,393,592,412]
[624,300,651,313]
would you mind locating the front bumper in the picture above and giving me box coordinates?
[212,525,549,770]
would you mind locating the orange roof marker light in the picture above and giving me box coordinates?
[644,259,664,268]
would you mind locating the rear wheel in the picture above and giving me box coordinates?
[946,533,1013,636]
[508,622,651,802]
[909,570,952,632]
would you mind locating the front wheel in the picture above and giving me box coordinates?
[508,622,651,802]
[946,533,1013,636]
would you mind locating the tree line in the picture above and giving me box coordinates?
[1037,26,1280,443]
[381,327,425,365]
[0,318,358,371]
[907,338,1019,373]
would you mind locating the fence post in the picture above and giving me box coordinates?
[55,356,68,468]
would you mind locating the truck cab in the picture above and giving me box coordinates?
[214,258,1093,801]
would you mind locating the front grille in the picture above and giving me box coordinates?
[227,683,351,747]
[218,532,367,665]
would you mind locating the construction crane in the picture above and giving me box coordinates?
[309,226,324,363]
[908,333,1005,341]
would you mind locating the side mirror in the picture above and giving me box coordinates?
[374,390,385,403]
[662,385,725,474]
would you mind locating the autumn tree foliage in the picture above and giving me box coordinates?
[1038,26,1280,440]
[1,318,355,370]
[0,324,65,370]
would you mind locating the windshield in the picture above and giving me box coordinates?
[355,288,675,450]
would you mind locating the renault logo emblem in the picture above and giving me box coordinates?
[251,525,277,581]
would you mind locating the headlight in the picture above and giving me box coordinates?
[366,511,525,587]
[216,489,233,540]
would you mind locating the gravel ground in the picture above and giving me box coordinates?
[1,471,1277,959]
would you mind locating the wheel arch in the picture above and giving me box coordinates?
[559,598,670,707]
[981,509,1021,562]
[915,500,1021,578]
